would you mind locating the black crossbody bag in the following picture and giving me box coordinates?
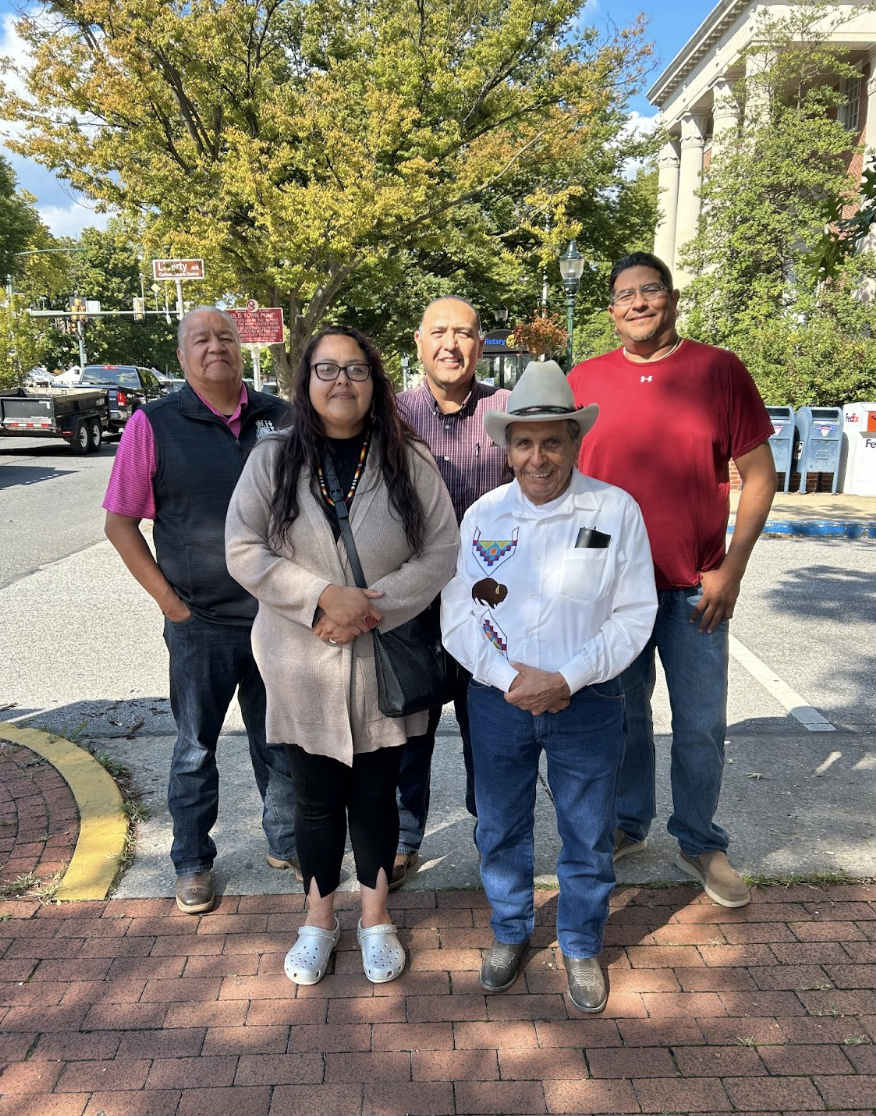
[322,454,451,718]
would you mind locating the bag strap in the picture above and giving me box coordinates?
[322,453,367,590]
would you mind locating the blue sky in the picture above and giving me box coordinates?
[0,0,718,236]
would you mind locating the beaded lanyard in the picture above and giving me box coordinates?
[317,430,371,507]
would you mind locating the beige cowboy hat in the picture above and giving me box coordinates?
[483,360,599,446]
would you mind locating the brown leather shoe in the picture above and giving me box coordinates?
[175,871,214,914]
[563,954,608,1013]
[389,852,419,892]
[266,854,304,882]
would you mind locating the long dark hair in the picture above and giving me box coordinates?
[270,326,427,553]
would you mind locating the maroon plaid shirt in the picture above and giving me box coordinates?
[397,379,511,524]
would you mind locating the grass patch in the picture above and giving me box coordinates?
[0,872,39,899]
[744,870,870,889]
[90,751,130,780]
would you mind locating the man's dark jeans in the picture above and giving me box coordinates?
[396,661,476,855]
[163,615,297,875]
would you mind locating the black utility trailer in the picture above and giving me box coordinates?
[0,386,110,454]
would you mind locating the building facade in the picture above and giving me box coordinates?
[649,0,876,286]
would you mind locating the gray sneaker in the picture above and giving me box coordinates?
[479,938,529,992]
[676,850,750,908]
[613,828,647,862]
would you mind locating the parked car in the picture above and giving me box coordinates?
[153,370,178,390]
[78,364,165,433]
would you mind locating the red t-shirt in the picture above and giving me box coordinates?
[568,340,773,590]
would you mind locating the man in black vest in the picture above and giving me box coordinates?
[103,307,297,913]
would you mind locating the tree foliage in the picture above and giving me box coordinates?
[0,155,70,386]
[2,0,653,384]
[0,155,43,282]
[679,0,876,404]
[62,219,181,371]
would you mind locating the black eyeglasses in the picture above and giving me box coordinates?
[609,284,670,307]
[311,361,372,381]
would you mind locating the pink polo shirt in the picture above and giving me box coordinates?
[103,384,249,520]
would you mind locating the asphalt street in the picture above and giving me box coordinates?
[0,436,118,588]
[1,436,874,900]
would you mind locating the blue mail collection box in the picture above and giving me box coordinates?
[765,406,795,492]
[794,406,842,493]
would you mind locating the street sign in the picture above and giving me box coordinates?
[152,258,205,281]
[226,306,285,345]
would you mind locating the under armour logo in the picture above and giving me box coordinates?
[640,375,653,383]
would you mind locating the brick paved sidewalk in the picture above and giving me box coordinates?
[0,739,78,895]
[1,884,874,1116]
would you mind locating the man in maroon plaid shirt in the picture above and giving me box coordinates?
[392,296,510,889]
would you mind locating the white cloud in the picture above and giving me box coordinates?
[620,109,661,181]
[2,13,117,233]
[622,109,661,141]
[38,201,113,238]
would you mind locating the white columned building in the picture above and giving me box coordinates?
[653,139,681,269]
[647,0,876,288]
[675,114,708,285]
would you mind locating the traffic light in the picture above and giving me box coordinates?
[133,296,146,321]
[68,296,87,322]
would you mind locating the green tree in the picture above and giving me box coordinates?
[0,155,42,282]
[0,156,72,386]
[63,220,180,372]
[3,0,652,385]
[679,0,876,403]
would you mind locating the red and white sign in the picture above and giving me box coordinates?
[152,258,205,280]
[227,306,285,346]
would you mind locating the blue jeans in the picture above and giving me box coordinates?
[163,615,297,875]
[396,661,475,855]
[616,587,730,856]
[468,679,625,958]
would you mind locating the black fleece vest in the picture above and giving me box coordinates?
[145,385,289,625]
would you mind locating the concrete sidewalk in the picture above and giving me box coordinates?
[730,489,876,536]
[1,491,874,1115]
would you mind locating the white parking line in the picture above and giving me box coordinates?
[729,635,837,732]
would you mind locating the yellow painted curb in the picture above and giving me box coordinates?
[0,721,128,901]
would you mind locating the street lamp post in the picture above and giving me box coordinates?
[559,240,585,373]
[493,306,509,387]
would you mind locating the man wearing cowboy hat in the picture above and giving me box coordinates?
[441,361,657,1013]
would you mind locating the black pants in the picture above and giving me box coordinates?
[396,661,476,854]
[285,744,401,897]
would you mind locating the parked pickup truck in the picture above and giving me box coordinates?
[78,364,165,432]
[0,386,109,454]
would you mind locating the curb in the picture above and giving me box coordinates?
[0,721,128,901]
[729,519,876,538]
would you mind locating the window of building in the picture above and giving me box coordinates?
[842,72,862,133]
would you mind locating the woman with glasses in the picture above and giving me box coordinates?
[226,326,457,985]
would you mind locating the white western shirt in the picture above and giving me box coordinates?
[441,470,658,694]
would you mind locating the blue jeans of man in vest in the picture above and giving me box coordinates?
[163,615,297,874]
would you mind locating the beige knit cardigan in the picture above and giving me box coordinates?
[225,433,459,765]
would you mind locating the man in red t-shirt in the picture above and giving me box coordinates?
[568,252,776,908]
